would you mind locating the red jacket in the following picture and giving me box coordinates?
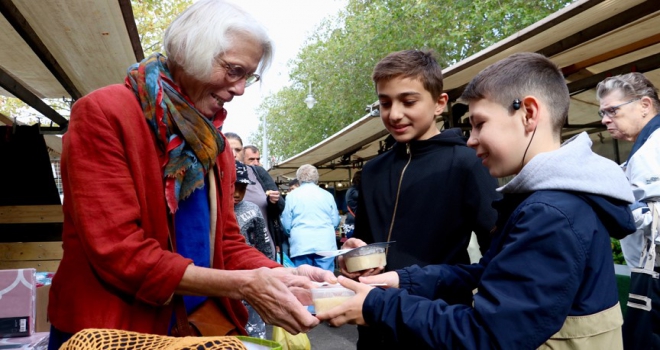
[49,84,280,335]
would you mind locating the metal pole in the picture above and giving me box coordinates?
[262,115,269,169]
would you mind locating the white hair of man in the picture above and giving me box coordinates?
[163,0,273,83]
[296,164,319,184]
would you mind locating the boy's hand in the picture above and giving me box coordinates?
[359,271,399,288]
[316,276,372,327]
[338,238,384,278]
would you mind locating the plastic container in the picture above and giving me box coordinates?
[343,245,387,272]
[311,285,356,314]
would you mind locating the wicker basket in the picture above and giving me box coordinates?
[60,328,248,350]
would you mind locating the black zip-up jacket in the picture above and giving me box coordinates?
[354,128,499,271]
[353,129,500,349]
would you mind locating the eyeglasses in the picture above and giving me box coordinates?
[218,58,260,87]
[598,98,640,119]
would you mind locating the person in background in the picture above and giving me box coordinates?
[281,164,340,273]
[225,132,244,161]
[47,1,334,348]
[244,145,261,166]
[288,178,300,192]
[233,160,272,339]
[320,52,635,350]
[233,160,274,260]
[343,171,361,238]
[339,49,500,349]
[225,132,286,259]
[597,72,660,349]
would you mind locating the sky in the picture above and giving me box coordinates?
[222,0,348,146]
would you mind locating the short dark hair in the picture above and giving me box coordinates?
[461,52,569,136]
[224,132,243,145]
[244,145,259,153]
[372,50,444,99]
[351,171,362,186]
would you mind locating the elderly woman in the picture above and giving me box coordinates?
[47,1,333,348]
[281,165,340,273]
[597,72,660,350]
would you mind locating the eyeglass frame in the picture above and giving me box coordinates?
[217,58,260,87]
[598,98,640,119]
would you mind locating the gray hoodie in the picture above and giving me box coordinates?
[500,132,634,204]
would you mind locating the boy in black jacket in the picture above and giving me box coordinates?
[338,49,500,349]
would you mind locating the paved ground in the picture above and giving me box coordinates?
[266,321,358,349]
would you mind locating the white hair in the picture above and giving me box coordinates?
[163,0,273,82]
[296,164,319,184]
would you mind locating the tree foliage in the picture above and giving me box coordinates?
[259,0,574,160]
[131,0,192,56]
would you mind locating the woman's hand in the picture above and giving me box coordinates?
[240,267,319,334]
[338,238,384,278]
[316,276,373,327]
[268,266,336,306]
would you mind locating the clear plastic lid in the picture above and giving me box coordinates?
[310,285,356,299]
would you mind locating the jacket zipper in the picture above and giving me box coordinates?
[385,143,412,255]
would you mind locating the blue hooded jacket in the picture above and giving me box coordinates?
[362,132,636,349]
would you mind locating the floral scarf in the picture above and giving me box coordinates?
[126,53,225,213]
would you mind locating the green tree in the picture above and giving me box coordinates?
[132,0,192,56]
[259,0,574,159]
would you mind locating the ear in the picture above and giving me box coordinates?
[434,93,449,116]
[640,96,654,117]
[521,96,541,133]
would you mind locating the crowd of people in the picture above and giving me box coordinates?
[46,0,660,349]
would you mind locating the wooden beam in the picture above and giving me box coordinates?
[0,111,11,125]
[568,53,660,95]
[0,65,68,129]
[0,260,60,272]
[540,1,660,59]
[0,242,63,260]
[0,205,63,224]
[0,0,81,100]
[118,0,145,62]
[563,34,660,77]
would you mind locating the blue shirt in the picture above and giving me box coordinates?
[281,182,340,257]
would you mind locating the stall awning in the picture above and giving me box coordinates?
[0,0,143,140]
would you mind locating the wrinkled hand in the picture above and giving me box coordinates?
[294,264,338,284]
[241,267,319,334]
[316,276,373,327]
[359,271,399,288]
[266,190,280,204]
[338,238,384,278]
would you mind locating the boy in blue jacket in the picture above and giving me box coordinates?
[318,52,637,349]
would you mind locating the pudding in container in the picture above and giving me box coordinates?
[311,285,356,314]
[344,245,387,273]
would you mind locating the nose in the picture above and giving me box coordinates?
[389,102,404,121]
[600,115,611,125]
[228,79,246,96]
[466,131,478,149]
